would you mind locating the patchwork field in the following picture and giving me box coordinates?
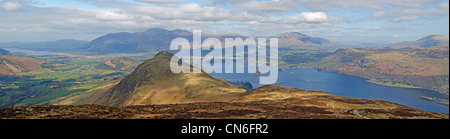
[0,53,146,107]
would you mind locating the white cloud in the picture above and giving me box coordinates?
[0,0,448,42]
[298,0,435,11]
[393,16,420,22]
[235,0,299,14]
[94,10,133,21]
[296,12,328,23]
[0,27,18,32]
[134,4,233,21]
[135,0,184,3]
[373,4,449,22]
[439,2,449,8]
[1,2,22,11]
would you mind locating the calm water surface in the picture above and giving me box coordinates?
[2,48,55,55]
[211,67,449,113]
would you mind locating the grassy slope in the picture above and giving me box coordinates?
[0,54,140,107]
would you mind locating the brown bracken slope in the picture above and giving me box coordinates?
[0,55,45,76]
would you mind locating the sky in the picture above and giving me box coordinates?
[0,0,449,43]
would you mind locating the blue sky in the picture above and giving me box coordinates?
[0,0,448,43]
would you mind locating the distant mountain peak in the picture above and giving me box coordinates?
[387,35,449,49]
[154,51,174,59]
[419,35,449,41]
[144,28,191,35]
[274,32,307,37]
[289,32,307,36]
[145,28,169,33]
[272,32,339,49]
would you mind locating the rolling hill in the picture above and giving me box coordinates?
[89,51,247,106]
[95,57,139,71]
[0,55,45,76]
[384,35,449,49]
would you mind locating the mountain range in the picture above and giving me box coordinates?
[80,28,354,54]
[2,28,448,55]
[81,29,449,54]
[384,35,449,49]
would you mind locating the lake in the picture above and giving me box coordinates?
[2,48,56,55]
[210,67,449,113]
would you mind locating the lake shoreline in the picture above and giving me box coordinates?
[211,67,449,114]
[284,65,449,107]
[280,64,448,99]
